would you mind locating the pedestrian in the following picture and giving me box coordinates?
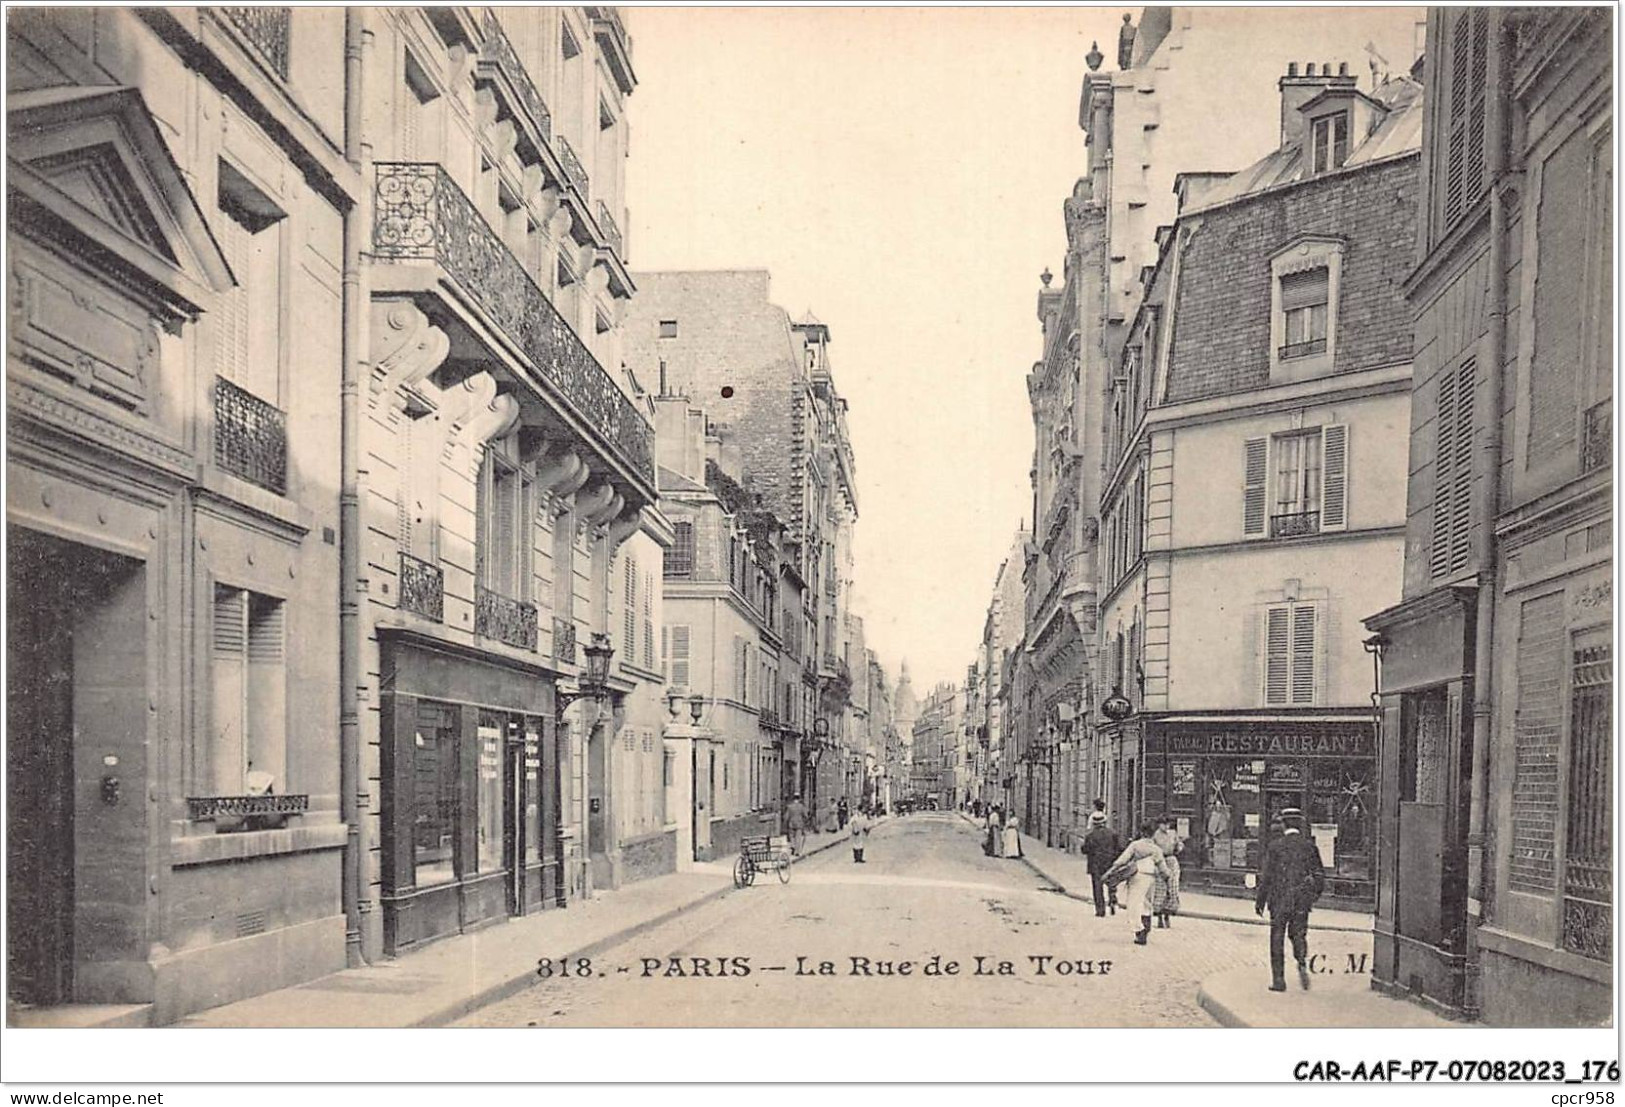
[1082,810,1123,917]
[838,796,850,830]
[984,804,1004,857]
[1254,807,1326,991]
[785,793,808,856]
[1106,823,1170,946]
[849,808,870,863]
[1152,816,1182,927]
[1002,811,1023,859]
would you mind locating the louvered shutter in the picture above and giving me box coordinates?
[212,587,247,792]
[670,625,690,688]
[1280,268,1328,312]
[1264,606,1290,706]
[216,214,250,385]
[624,557,637,654]
[1449,359,1475,573]
[1243,437,1269,537]
[1431,370,1458,577]
[1444,11,1471,226]
[642,572,655,669]
[1290,605,1317,705]
[1464,12,1488,207]
[1321,424,1349,530]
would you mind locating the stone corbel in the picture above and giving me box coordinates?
[588,491,624,530]
[443,370,497,430]
[369,302,450,405]
[605,506,643,554]
[520,164,546,206]
[585,263,611,299]
[474,87,501,132]
[573,480,616,523]
[551,456,593,509]
[489,119,518,165]
[548,203,574,245]
[447,44,475,89]
[537,445,584,494]
[462,391,521,447]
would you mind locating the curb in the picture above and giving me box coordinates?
[1196,982,1248,1028]
[425,814,878,1026]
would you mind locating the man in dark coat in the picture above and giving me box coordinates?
[1082,810,1124,917]
[1254,808,1326,991]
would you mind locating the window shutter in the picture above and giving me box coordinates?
[1449,359,1475,573]
[624,557,637,654]
[1280,268,1328,311]
[216,214,250,385]
[1444,11,1472,226]
[214,587,247,659]
[1264,606,1290,706]
[642,572,655,670]
[1321,424,1349,530]
[1431,370,1458,577]
[670,625,690,688]
[1243,437,1269,537]
[1290,605,1317,705]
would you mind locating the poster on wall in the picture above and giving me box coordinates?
[1171,761,1196,795]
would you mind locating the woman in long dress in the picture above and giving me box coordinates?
[1109,823,1169,945]
[1152,817,1182,928]
[1002,812,1023,859]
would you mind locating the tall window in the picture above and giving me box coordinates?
[1311,112,1350,173]
[1244,426,1348,539]
[1280,268,1329,359]
[215,162,284,403]
[478,441,533,600]
[211,586,286,795]
[400,51,440,160]
[1262,602,1317,707]
[665,520,694,577]
[412,702,459,886]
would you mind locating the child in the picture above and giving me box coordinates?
[850,809,870,863]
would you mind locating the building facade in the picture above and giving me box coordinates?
[1365,7,1613,1025]
[8,6,352,1021]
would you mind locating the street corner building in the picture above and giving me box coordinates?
[1362,7,1613,1027]
[6,5,671,1023]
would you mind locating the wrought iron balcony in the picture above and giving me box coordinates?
[476,585,538,651]
[1270,510,1321,538]
[1582,400,1611,475]
[214,376,287,494]
[218,7,291,79]
[188,793,309,820]
[556,135,589,196]
[596,200,623,257]
[1279,338,1327,360]
[478,9,552,145]
[371,164,653,487]
[398,552,444,622]
[553,615,578,664]
[759,708,781,731]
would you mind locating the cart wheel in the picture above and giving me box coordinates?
[777,858,791,884]
[733,856,752,888]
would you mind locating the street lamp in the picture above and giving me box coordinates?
[557,632,615,713]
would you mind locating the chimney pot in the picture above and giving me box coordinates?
[1287,61,1298,77]
[1324,61,1334,77]
[1306,62,1316,76]
[1339,61,1349,77]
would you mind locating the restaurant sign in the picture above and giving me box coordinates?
[1165,728,1375,758]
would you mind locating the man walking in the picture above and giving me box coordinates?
[1082,810,1122,916]
[785,793,808,856]
[1254,807,1326,991]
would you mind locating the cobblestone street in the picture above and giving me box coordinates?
[455,814,1376,1027]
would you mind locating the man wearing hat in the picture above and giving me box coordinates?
[1082,806,1124,917]
[1254,807,1325,991]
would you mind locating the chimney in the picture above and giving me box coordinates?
[1278,60,1357,147]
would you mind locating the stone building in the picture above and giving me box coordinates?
[1097,64,1422,907]
[355,7,664,959]
[7,6,352,1022]
[1018,4,1424,856]
[1364,7,1613,1025]
[622,272,864,830]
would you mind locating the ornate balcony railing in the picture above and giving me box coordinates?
[759,708,781,731]
[1582,400,1611,475]
[219,7,291,79]
[596,200,623,257]
[478,9,552,144]
[1279,338,1327,361]
[476,585,538,651]
[1270,510,1321,538]
[553,616,578,665]
[371,164,653,486]
[556,135,589,196]
[187,793,309,820]
[214,376,288,494]
[399,552,444,622]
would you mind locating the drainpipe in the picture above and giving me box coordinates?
[339,6,369,968]
[1464,15,1512,1016]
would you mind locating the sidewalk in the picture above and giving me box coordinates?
[178,823,858,1028]
[961,812,1374,932]
[1198,965,1458,1028]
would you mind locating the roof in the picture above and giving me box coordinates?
[1182,76,1423,215]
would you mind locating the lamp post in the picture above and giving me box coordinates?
[552,632,614,904]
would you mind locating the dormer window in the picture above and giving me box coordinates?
[1269,236,1345,383]
[1311,112,1350,173]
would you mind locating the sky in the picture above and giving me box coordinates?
[625,6,1129,690]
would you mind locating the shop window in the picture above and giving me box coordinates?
[215,161,285,404]
[1263,602,1317,706]
[413,703,458,886]
[1402,689,1450,804]
[475,713,505,874]
[210,586,287,795]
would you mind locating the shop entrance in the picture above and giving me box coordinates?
[6,527,143,1006]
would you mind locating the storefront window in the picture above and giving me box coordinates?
[523,718,543,863]
[1309,764,1374,879]
[1202,759,1264,871]
[477,713,505,873]
[413,703,458,886]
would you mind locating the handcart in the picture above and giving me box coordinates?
[734,834,793,887]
